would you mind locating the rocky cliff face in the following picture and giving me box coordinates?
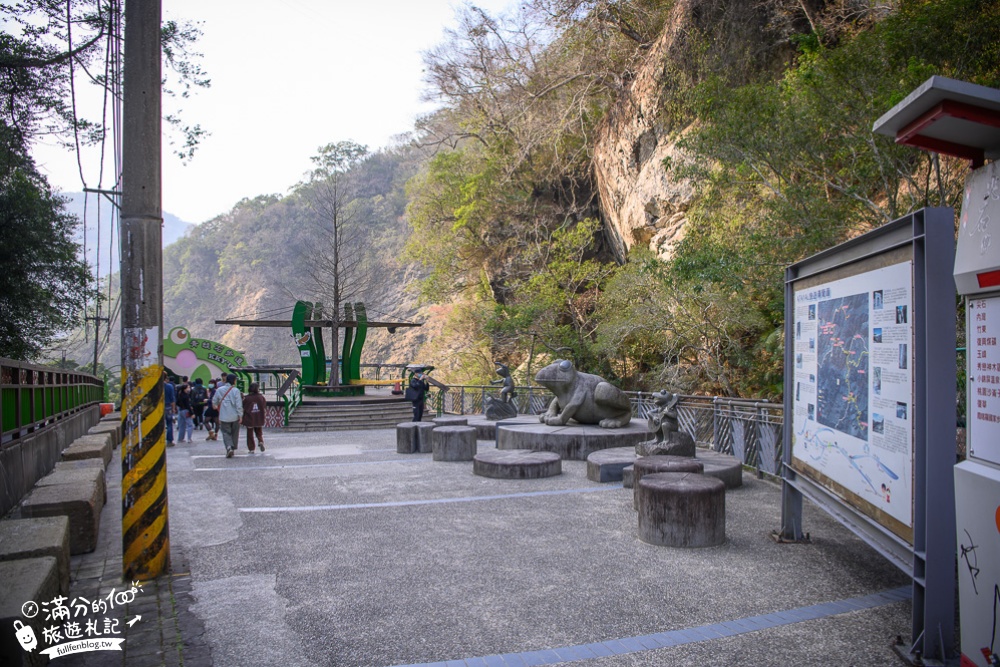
[593,0,787,262]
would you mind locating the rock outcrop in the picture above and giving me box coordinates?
[593,0,788,262]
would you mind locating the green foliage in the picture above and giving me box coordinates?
[0,124,89,360]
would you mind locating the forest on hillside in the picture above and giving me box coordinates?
[64,0,1000,400]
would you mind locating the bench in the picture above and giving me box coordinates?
[631,455,704,510]
[473,449,561,479]
[637,472,726,548]
[414,422,436,453]
[586,447,636,483]
[0,557,61,666]
[0,517,71,594]
[432,416,469,428]
[396,422,420,454]
[20,475,104,555]
[61,432,113,468]
[432,426,477,462]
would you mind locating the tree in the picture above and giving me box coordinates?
[0,0,209,158]
[0,122,89,360]
[295,141,371,386]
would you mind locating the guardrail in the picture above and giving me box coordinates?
[1,357,105,445]
[440,386,784,476]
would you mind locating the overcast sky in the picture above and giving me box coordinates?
[29,0,513,224]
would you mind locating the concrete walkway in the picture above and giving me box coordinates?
[57,427,912,666]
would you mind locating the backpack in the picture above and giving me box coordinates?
[191,384,208,407]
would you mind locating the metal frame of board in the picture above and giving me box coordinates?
[780,207,956,664]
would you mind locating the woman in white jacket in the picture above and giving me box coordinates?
[212,373,244,458]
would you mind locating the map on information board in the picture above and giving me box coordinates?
[792,261,913,532]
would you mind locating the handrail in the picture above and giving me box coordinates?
[0,357,105,446]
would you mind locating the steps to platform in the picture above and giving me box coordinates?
[284,398,413,432]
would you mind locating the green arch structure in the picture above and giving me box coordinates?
[294,300,368,397]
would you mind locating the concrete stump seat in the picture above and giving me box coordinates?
[697,450,744,489]
[622,465,635,488]
[61,433,113,467]
[632,455,705,510]
[432,416,469,428]
[396,422,420,454]
[0,517,71,594]
[586,447,637,483]
[432,425,477,462]
[20,480,104,555]
[415,422,436,453]
[473,449,562,479]
[637,472,726,548]
[496,420,648,460]
[88,420,121,446]
[0,557,60,666]
[37,465,107,505]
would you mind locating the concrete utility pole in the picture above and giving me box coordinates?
[120,0,169,580]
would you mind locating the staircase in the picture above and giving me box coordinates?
[283,397,413,432]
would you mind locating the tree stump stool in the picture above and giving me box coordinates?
[586,447,636,483]
[632,455,704,510]
[415,422,436,453]
[622,465,635,488]
[433,416,469,428]
[432,425,477,461]
[637,472,726,548]
[396,422,420,454]
[697,450,744,489]
[474,449,561,479]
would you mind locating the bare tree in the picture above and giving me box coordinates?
[296,140,373,387]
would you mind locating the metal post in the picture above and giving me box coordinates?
[120,0,168,580]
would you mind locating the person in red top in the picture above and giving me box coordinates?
[242,382,267,453]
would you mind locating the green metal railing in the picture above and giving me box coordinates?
[1,357,105,445]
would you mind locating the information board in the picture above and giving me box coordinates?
[791,261,914,536]
[968,296,1000,466]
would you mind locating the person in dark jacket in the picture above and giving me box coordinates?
[176,384,194,444]
[242,382,267,453]
[409,372,430,422]
[163,371,176,447]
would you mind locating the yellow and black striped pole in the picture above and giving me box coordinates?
[120,0,168,581]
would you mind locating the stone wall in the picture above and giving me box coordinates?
[0,406,102,517]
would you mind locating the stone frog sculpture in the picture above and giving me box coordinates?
[535,360,632,428]
[648,389,680,441]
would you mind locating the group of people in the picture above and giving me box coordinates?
[163,372,268,458]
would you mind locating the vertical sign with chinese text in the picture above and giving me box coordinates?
[968,297,1000,466]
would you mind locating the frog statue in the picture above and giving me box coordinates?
[534,359,632,428]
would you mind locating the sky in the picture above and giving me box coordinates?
[30,0,514,225]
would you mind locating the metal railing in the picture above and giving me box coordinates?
[1,358,105,445]
[440,386,784,475]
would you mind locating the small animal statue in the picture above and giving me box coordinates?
[648,390,680,442]
[484,363,518,420]
[534,359,631,428]
[490,363,517,403]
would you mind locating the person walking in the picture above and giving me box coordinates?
[163,372,176,447]
[408,371,430,422]
[213,373,244,458]
[242,382,267,453]
[203,380,220,440]
[176,383,194,444]
[190,378,209,430]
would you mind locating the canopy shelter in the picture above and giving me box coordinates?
[216,301,422,396]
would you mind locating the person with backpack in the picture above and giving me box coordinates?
[242,382,267,453]
[190,378,209,430]
[213,373,244,458]
[203,379,220,441]
[176,383,194,444]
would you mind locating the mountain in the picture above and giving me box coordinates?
[62,191,194,277]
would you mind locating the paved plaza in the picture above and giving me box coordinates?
[57,427,912,667]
